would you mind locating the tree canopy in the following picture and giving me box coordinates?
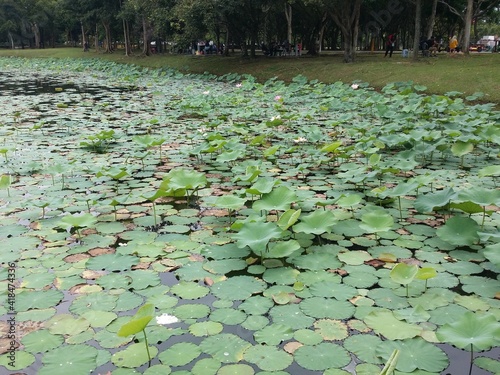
[0,0,498,62]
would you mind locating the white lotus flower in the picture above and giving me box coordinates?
[203,90,210,95]
[156,314,179,325]
[351,84,359,90]
[294,137,307,143]
[235,83,242,88]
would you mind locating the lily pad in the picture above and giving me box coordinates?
[294,342,351,371]
[243,345,293,371]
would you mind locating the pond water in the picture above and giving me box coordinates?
[0,58,499,375]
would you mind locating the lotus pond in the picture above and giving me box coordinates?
[0,57,499,375]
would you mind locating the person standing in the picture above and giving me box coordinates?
[449,36,458,53]
[384,33,396,57]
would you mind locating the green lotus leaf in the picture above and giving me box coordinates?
[58,212,97,230]
[314,319,348,340]
[428,304,469,325]
[414,188,457,213]
[204,195,247,211]
[0,351,35,371]
[265,239,302,259]
[336,193,363,207]
[86,253,140,271]
[112,342,158,368]
[364,310,422,340]
[474,357,500,373]
[343,334,384,364]
[243,345,293,371]
[158,342,201,366]
[70,293,118,314]
[451,140,474,157]
[293,210,338,235]
[203,259,247,274]
[457,186,500,206]
[290,252,342,270]
[393,305,431,323]
[14,289,63,312]
[408,288,455,310]
[437,312,500,351]
[449,201,487,215]
[218,364,254,375]
[95,273,133,289]
[238,295,274,315]
[232,221,283,253]
[263,266,300,285]
[242,315,270,331]
[245,177,280,196]
[125,269,161,290]
[436,216,479,246]
[478,165,500,177]
[252,185,297,212]
[161,168,207,192]
[390,263,419,286]
[211,275,267,301]
[173,303,210,319]
[269,304,315,329]
[189,321,224,337]
[294,342,351,371]
[415,267,437,281]
[200,333,251,363]
[171,281,210,299]
[21,330,64,353]
[143,364,172,375]
[80,310,117,328]
[300,297,355,319]
[210,308,247,325]
[254,324,294,345]
[377,337,448,373]
[117,303,154,337]
[191,357,221,375]
[276,208,301,231]
[359,209,394,233]
[460,275,499,298]
[309,281,357,300]
[337,250,372,265]
[483,242,500,267]
[39,344,98,375]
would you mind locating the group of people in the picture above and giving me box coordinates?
[384,33,460,58]
[261,41,302,57]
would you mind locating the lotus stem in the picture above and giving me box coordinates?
[481,206,486,230]
[143,329,152,367]
[397,197,403,221]
[468,344,473,375]
[152,202,158,227]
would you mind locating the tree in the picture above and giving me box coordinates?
[329,0,362,62]
[413,0,422,61]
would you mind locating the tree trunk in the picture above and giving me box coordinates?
[463,0,473,55]
[102,21,113,53]
[285,2,292,44]
[95,24,99,52]
[413,0,422,61]
[8,31,14,49]
[426,0,438,38]
[81,22,87,52]
[142,16,150,56]
[32,22,41,48]
[330,0,362,63]
[123,19,131,56]
[224,27,230,56]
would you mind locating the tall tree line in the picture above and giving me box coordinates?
[0,0,498,62]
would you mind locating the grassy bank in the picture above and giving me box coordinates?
[1,47,499,104]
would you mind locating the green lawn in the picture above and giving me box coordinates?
[1,47,499,105]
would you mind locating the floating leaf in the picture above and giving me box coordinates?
[294,342,350,371]
[39,344,98,375]
[158,342,201,366]
[436,312,500,351]
[243,345,293,371]
[112,342,158,368]
[436,216,479,246]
